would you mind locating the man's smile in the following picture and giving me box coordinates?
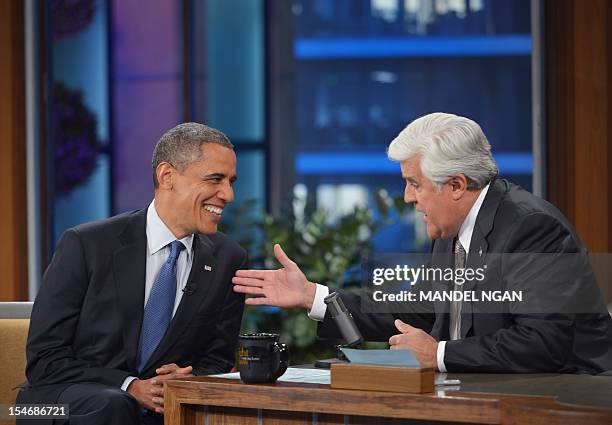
[203,204,224,216]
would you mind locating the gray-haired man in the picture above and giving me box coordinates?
[233,112,612,374]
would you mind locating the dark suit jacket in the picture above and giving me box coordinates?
[18,208,247,404]
[320,178,612,373]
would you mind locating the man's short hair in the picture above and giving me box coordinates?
[387,112,498,190]
[151,122,234,188]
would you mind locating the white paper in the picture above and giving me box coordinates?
[211,367,331,385]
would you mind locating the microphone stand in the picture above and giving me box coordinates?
[314,292,364,369]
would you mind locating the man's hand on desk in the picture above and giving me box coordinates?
[128,364,194,414]
[155,363,193,379]
[389,319,438,369]
[232,244,317,310]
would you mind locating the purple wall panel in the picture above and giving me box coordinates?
[111,0,183,213]
[113,80,182,211]
[112,1,181,76]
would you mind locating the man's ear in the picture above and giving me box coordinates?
[156,162,175,190]
[449,174,468,200]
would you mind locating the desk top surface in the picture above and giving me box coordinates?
[173,368,612,409]
[288,364,612,409]
[445,372,612,409]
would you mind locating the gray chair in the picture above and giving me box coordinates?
[0,301,33,319]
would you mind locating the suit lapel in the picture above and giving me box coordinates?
[112,210,148,372]
[460,227,488,338]
[143,233,219,372]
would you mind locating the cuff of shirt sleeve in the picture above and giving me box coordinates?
[307,284,329,321]
[121,376,138,392]
[437,341,447,372]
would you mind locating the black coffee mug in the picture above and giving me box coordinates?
[236,333,288,384]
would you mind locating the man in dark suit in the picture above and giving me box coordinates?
[232,112,612,374]
[17,123,247,424]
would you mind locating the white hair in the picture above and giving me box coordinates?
[387,112,498,190]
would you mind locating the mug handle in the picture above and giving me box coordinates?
[273,342,288,379]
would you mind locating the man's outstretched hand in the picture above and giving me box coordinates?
[232,244,317,310]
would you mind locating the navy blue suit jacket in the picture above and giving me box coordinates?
[18,208,246,404]
[320,179,612,373]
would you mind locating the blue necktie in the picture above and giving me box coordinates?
[137,240,185,372]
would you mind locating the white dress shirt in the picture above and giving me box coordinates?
[436,183,489,372]
[121,200,194,390]
[308,184,490,373]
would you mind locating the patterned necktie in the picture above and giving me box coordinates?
[137,240,185,372]
[450,239,466,340]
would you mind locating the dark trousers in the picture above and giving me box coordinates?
[16,383,163,425]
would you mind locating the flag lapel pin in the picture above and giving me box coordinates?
[204,265,212,271]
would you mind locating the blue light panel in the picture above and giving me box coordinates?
[295,35,532,60]
[296,152,532,175]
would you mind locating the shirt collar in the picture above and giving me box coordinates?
[146,200,194,257]
[457,183,490,254]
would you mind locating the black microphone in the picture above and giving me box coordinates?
[324,292,363,347]
[182,283,196,296]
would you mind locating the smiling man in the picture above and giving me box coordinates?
[18,123,247,425]
[232,112,612,375]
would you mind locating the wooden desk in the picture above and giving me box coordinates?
[164,371,612,425]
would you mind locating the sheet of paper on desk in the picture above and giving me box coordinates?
[212,368,331,385]
[211,371,241,380]
[277,368,330,384]
[340,348,420,367]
